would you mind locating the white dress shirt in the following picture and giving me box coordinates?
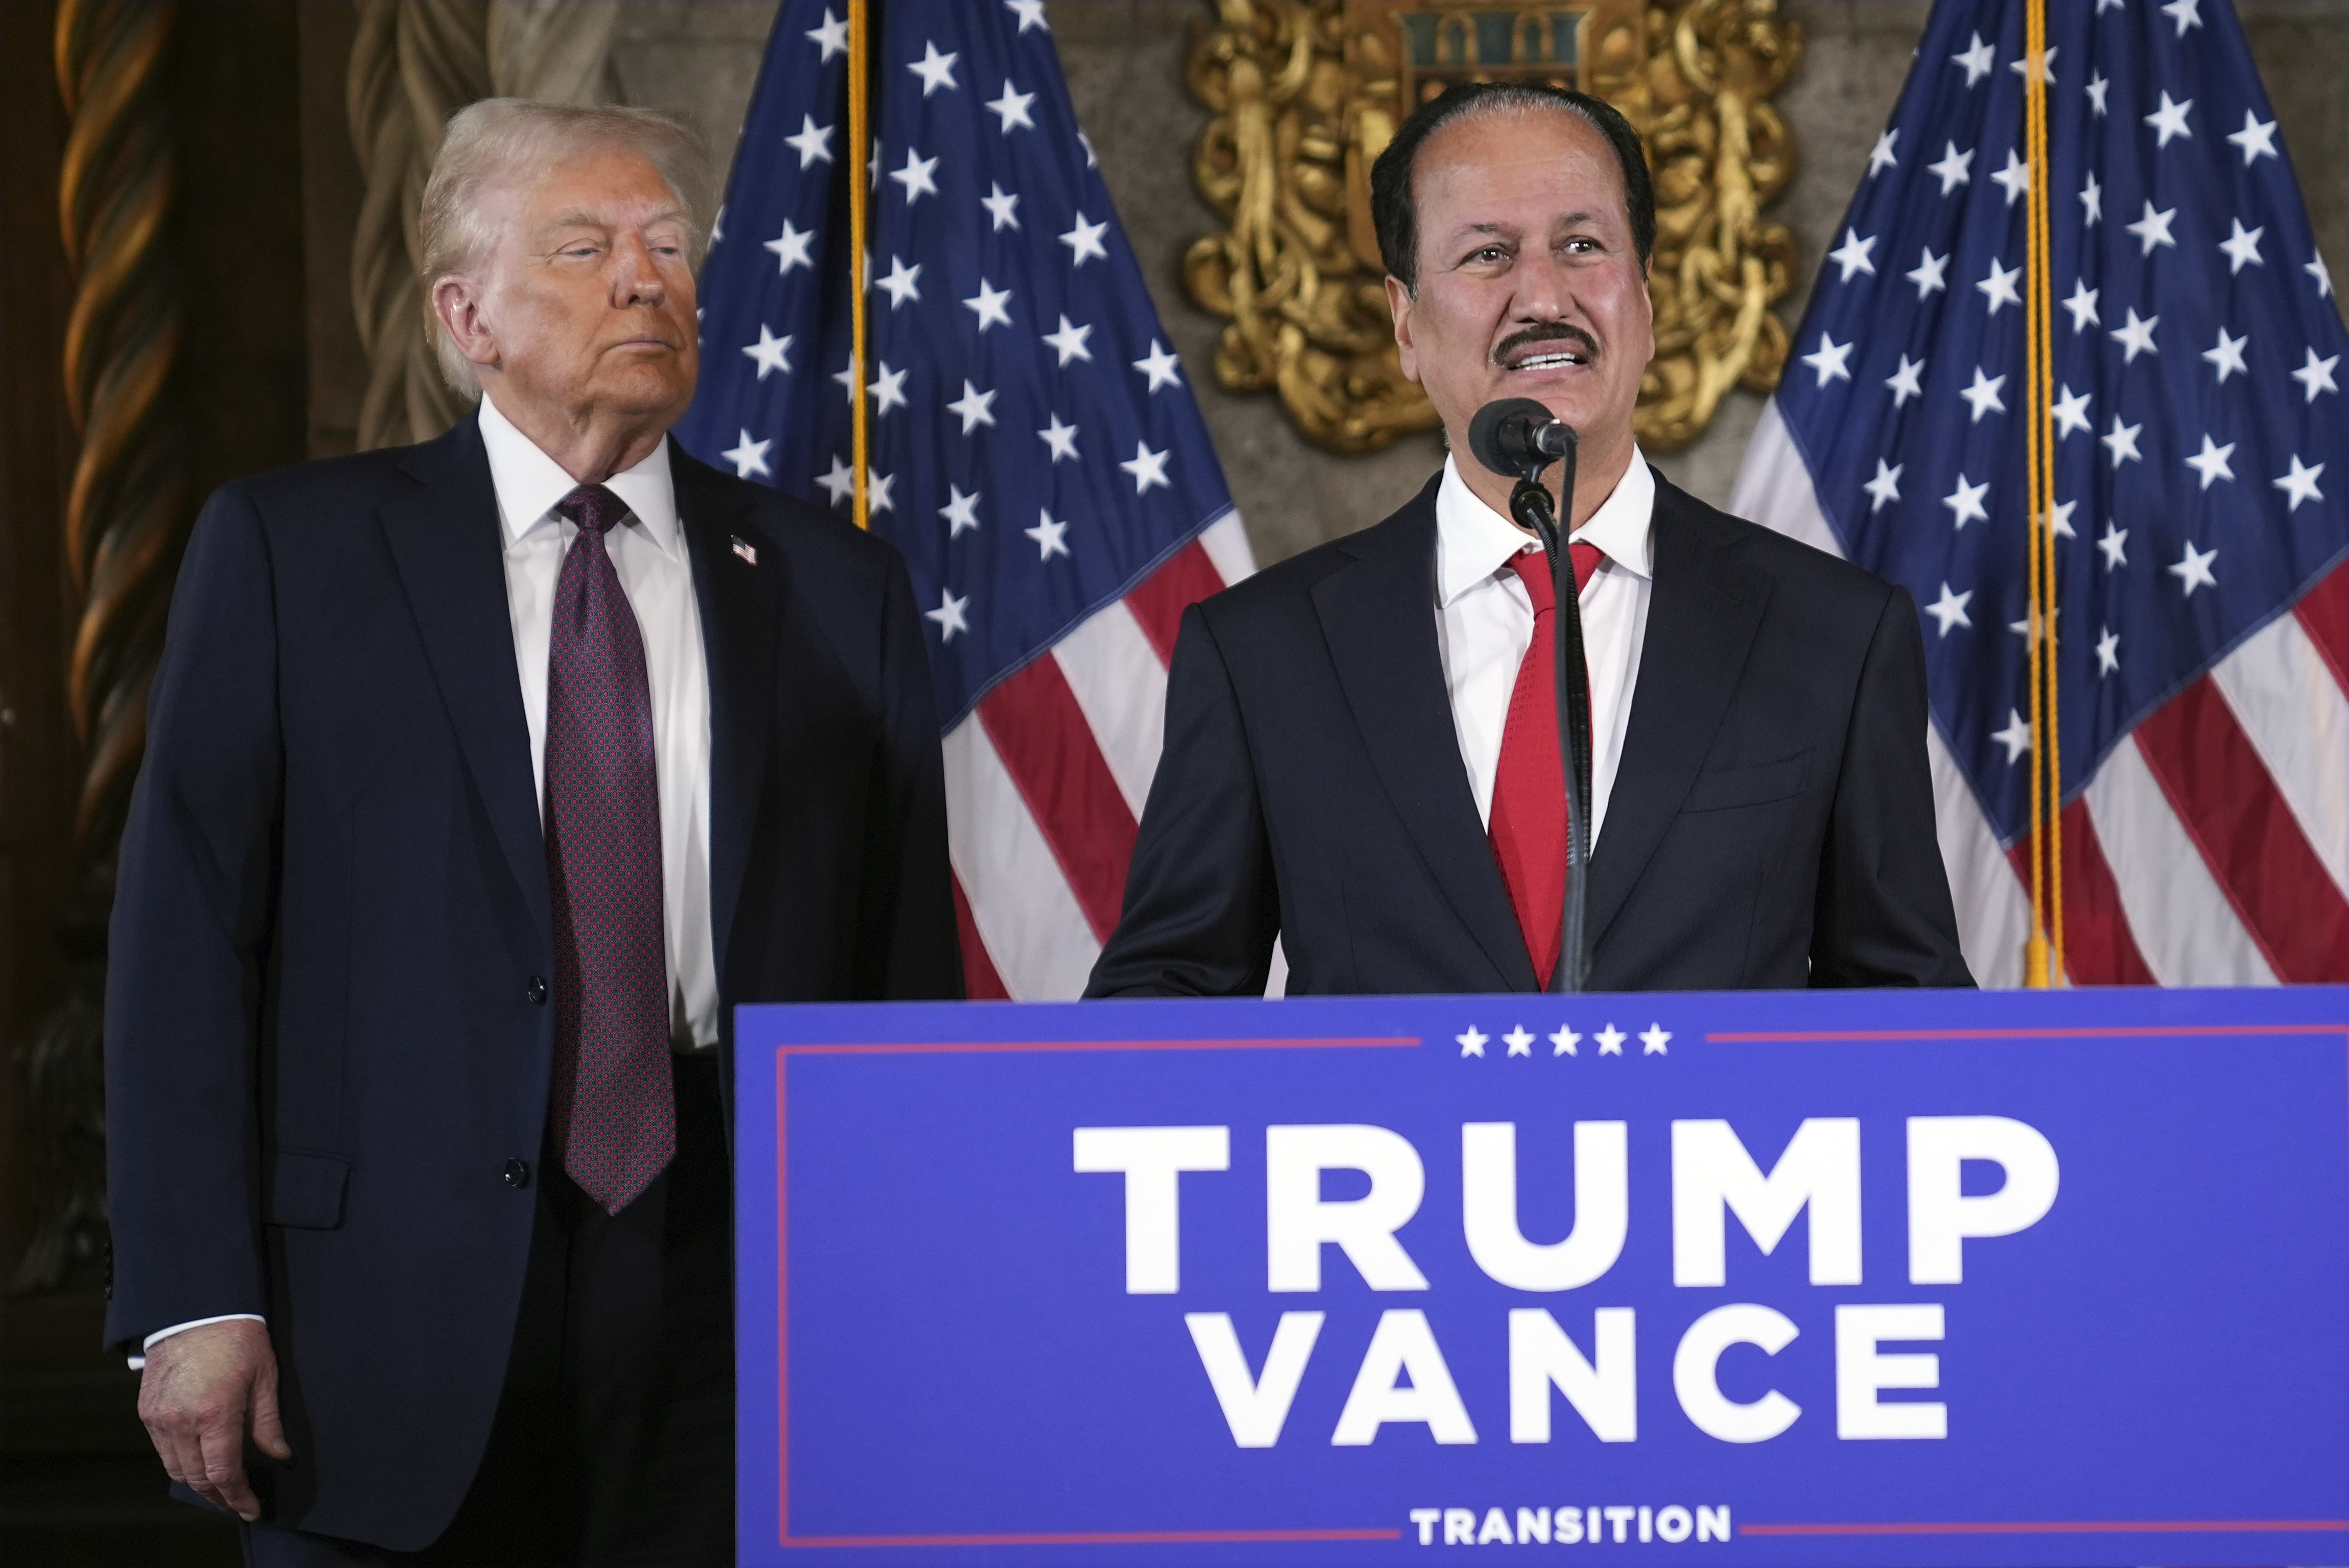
[1433,450,1655,848]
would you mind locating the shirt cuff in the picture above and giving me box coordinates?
[127,1313,267,1371]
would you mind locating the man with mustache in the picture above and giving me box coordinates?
[1088,82,1969,997]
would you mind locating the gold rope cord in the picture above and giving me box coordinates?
[2021,0,2063,985]
[847,0,873,530]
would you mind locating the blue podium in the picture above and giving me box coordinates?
[735,987,2349,1565]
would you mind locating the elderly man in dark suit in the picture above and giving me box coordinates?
[1089,83,1970,998]
[106,99,959,1565]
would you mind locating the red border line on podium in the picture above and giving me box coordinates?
[1740,1519,2349,1537]
[774,1033,1420,1549]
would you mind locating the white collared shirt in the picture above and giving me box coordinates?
[478,392,718,1052]
[1433,450,1655,848]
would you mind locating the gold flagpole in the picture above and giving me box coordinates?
[847,0,872,530]
[2021,0,2062,985]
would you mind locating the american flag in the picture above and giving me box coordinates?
[1731,0,2347,987]
[677,0,1255,998]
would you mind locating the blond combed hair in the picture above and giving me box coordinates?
[418,98,713,393]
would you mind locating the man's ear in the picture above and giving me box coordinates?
[1385,274,1422,386]
[430,275,500,372]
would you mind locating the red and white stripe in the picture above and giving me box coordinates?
[947,511,1257,999]
[1732,400,2349,987]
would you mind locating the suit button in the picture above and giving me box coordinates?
[526,975,548,1005]
[502,1158,531,1188]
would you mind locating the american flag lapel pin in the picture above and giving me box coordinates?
[731,535,758,567]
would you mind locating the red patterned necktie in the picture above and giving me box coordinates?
[544,482,674,1215]
[1489,542,1605,988]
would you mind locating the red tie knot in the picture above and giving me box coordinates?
[556,483,629,536]
[1505,541,1606,612]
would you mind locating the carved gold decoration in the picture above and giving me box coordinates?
[1184,0,1800,454]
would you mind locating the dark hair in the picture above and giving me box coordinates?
[1369,82,1655,293]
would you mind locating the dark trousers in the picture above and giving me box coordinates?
[244,1052,734,1567]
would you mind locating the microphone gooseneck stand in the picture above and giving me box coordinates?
[1506,442,1591,994]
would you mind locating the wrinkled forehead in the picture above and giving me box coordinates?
[1414,103,1629,241]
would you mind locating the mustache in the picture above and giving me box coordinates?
[1492,323,1599,367]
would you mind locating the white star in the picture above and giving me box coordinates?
[1504,1026,1534,1058]
[2098,523,2128,571]
[2080,170,2103,226]
[2274,454,2327,511]
[1595,1024,1626,1056]
[1042,313,1095,366]
[784,114,835,168]
[2087,71,2110,117]
[1037,412,1080,462]
[2009,44,2056,83]
[1549,1025,1580,1057]
[1977,256,2022,315]
[1960,366,2008,422]
[1951,31,1995,86]
[1943,474,1989,530]
[1457,1025,1489,1058]
[890,146,940,204]
[764,218,814,275]
[947,379,997,435]
[720,429,771,480]
[1800,332,1853,386]
[1993,708,2033,764]
[1886,354,1926,407]
[986,80,1036,132]
[2008,603,2057,652]
[2229,109,2280,165]
[868,140,882,191]
[833,358,858,404]
[981,182,1021,231]
[2096,625,2121,677]
[2143,91,2194,148]
[806,6,848,60]
[1906,247,1950,299]
[2048,498,2077,539]
[741,324,792,379]
[926,587,970,642]
[2161,0,2202,36]
[1079,129,1098,168]
[2110,307,2160,363]
[864,468,895,516]
[963,277,1014,332]
[710,205,723,244]
[1120,441,1172,495]
[1991,147,2032,206]
[2168,541,2218,596]
[907,39,959,96]
[1640,1024,1670,1056]
[2311,253,2336,299]
[2203,326,2249,384]
[2184,434,2236,489]
[1868,128,1899,177]
[2219,218,2265,274]
[2063,279,2100,333]
[1928,140,1975,194]
[939,485,981,537]
[867,360,908,416]
[2291,347,2340,402]
[2125,201,2177,256]
[2053,383,2093,438]
[815,454,854,506]
[876,254,923,308]
[1025,508,1071,561]
[1059,211,1110,267]
[1828,228,1877,281]
[1005,0,1048,32]
[1865,458,1904,512]
[2102,415,2144,467]
[1132,339,1184,392]
[1925,581,1973,636]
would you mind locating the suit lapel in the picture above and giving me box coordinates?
[1313,481,1532,991]
[671,449,780,986]
[1587,476,1771,948]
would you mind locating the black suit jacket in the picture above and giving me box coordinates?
[103,418,959,1548]
[1087,470,1970,996]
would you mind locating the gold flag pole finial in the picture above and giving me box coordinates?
[847,0,872,530]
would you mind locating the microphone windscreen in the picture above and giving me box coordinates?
[1467,397,1557,479]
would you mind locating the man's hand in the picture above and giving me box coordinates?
[137,1318,293,1521]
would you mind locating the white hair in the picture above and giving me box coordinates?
[418,98,713,393]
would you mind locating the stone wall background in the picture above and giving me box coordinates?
[311,0,2349,569]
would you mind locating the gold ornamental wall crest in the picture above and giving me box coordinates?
[1183,1,1801,453]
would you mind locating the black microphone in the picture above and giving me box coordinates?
[1468,397,1577,481]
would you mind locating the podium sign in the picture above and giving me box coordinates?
[735,987,2349,1565]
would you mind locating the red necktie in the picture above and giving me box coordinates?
[544,483,674,1215]
[1489,542,1604,988]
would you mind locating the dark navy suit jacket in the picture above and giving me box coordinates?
[1087,470,1972,996]
[103,416,959,1548]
